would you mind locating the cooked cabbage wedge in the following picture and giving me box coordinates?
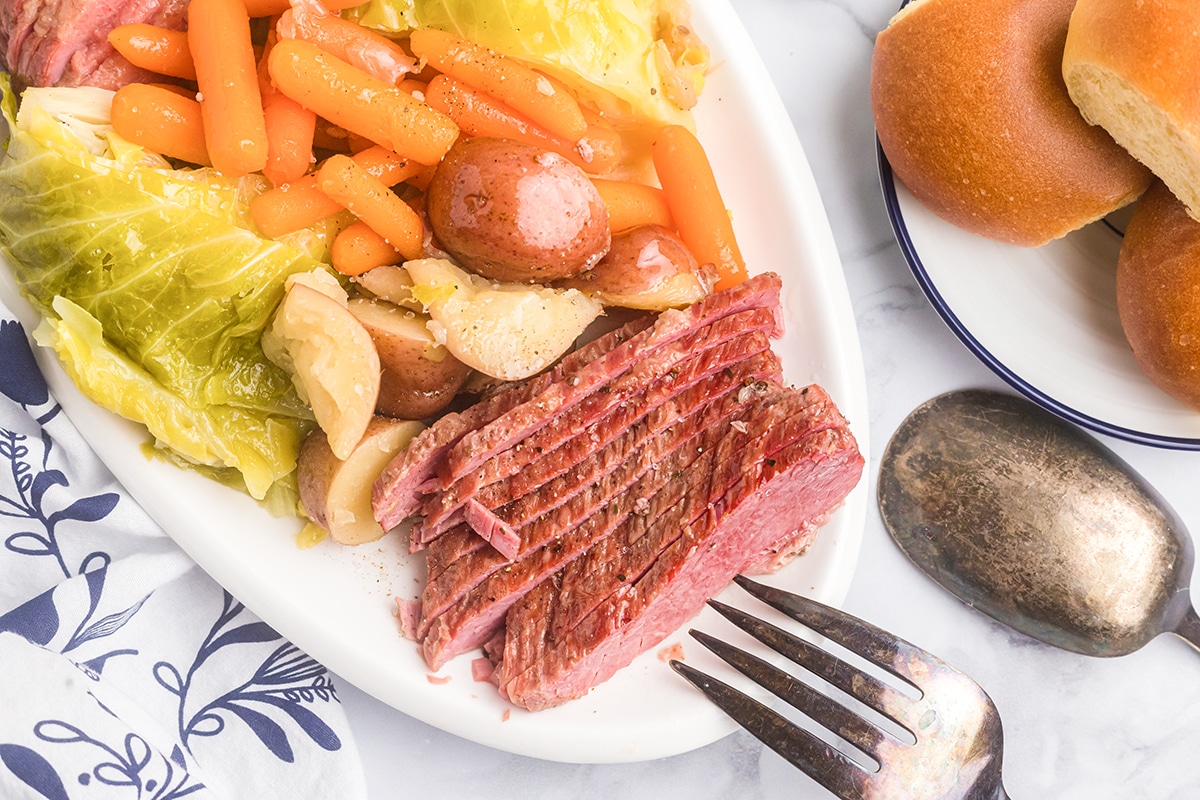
[0,76,318,502]
[351,0,709,130]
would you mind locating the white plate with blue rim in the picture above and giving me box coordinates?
[0,0,869,763]
[879,142,1200,449]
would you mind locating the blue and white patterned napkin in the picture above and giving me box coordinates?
[0,307,368,799]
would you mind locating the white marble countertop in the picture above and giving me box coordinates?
[336,1,1200,796]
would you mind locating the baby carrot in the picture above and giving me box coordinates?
[651,124,747,290]
[262,91,316,185]
[268,38,458,165]
[108,24,196,81]
[241,0,289,16]
[424,75,620,175]
[188,0,267,176]
[258,32,316,186]
[317,154,425,261]
[331,220,403,276]
[591,178,675,233]
[250,146,422,237]
[110,83,211,166]
[409,28,586,142]
[280,7,416,85]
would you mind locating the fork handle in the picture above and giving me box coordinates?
[1174,603,1200,653]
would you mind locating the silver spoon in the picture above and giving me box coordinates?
[878,388,1200,656]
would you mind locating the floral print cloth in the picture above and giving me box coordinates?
[0,309,367,799]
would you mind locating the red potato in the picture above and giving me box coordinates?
[557,224,717,311]
[298,416,424,544]
[426,137,611,283]
[348,298,472,420]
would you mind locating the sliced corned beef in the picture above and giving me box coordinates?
[491,421,863,711]
[421,344,780,581]
[418,384,764,668]
[543,386,844,641]
[414,310,781,545]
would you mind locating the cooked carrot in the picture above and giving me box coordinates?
[250,176,338,237]
[651,124,747,290]
[261,91,316,185]
[409,28,586,142]
[111,83,212,166]
[188,0,267,176]
[250,146,422,237]
[280,7,416,85]
[406,163,438,192]
[108,24,196,81]
[331,220,403,276]
[268,38,458,165]
[424,75,619,175]
[241,0,288,16]
[257,32,316,186]
[576,120,623,177]
[592,178,674,233]
[317,154,424,261]
[260,37,316,185]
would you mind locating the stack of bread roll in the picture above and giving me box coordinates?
[872,0,1200,410]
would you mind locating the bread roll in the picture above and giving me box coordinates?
[1063,0,1200,221]
[1117,181,1200,410]
[872,0,1150,246]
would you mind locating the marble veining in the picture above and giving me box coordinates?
[343,0,1200,796]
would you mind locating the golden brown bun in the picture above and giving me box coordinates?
[1063,0,1200,221]
[872,0,1151,247]
[1117,182,1200,409]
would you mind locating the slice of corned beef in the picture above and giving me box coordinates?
[420,347,780,583]
[1,0,187,89]
[414,309,781,545]
[543,386,844,641]
[492,420,864,710]
[440,272,784,483]
[418,390,763,669]
[372,314,655,530]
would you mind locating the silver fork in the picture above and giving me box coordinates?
[671,576,1010,800]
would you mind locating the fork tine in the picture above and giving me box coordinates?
[734,575,935,686]
[689,629,892,763]
[708,598,917,732]
[670,659,867,800]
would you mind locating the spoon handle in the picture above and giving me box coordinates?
[1174,604,1200,653]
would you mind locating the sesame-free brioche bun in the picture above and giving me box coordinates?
[1117,181,1200,410]
[1063,0,1200,222]
[871,0,1151,247]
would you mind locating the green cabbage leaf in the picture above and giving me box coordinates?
[0,75,318,501]
[351,0,707,131]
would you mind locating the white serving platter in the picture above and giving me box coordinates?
[0,0,869,763]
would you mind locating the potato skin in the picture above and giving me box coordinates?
[347,298,471,420]
[1117,181,1200,409]
[427,137,610,283]
[557,225,716,310]
[298,416,424,545]
[566,225,703,294]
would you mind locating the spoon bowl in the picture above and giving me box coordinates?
[878,389,1200,656]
